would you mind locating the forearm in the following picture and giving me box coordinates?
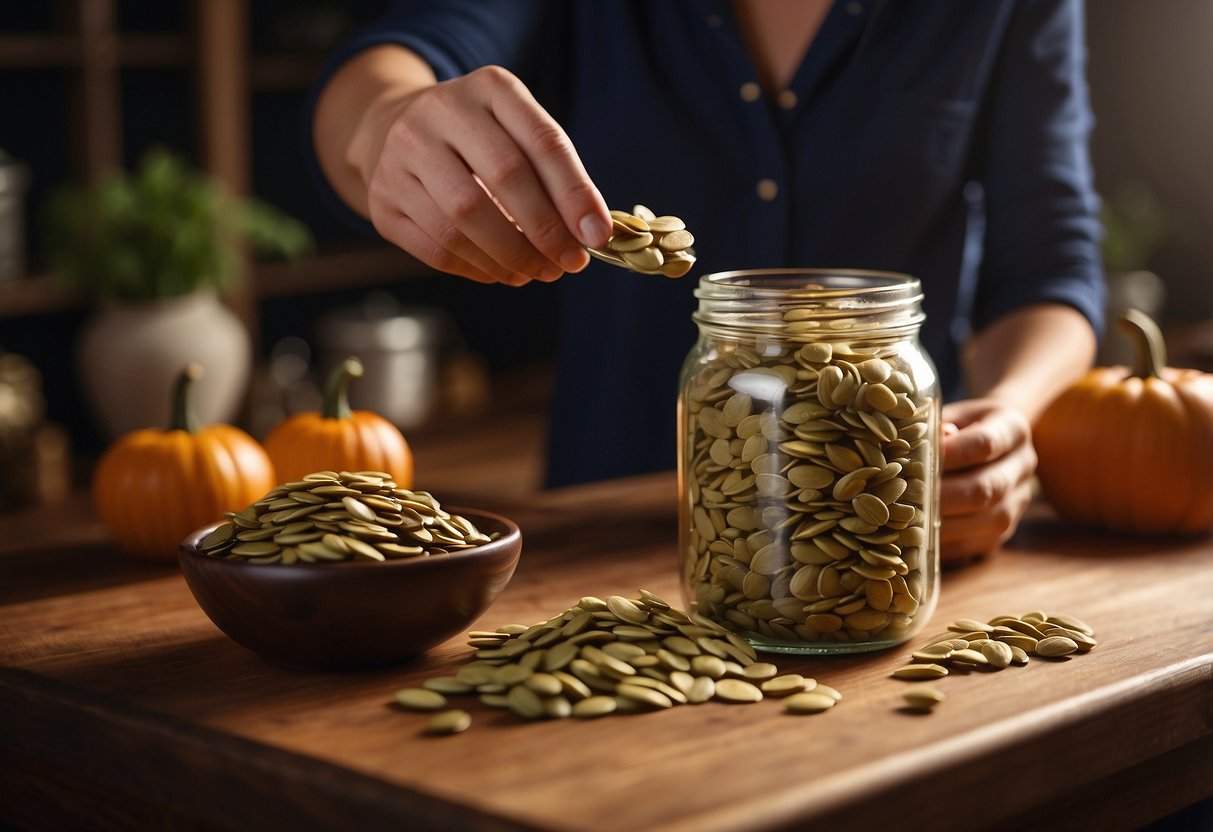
[313,45,437,219]
[961,302,1097,422]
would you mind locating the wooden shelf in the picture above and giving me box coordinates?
[0,275,82,320]
[0,34,189,68]
[0,247,432,319]
[252,245,431,299]
[249,52,328,91]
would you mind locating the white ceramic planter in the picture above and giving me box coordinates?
[78,291,251,438]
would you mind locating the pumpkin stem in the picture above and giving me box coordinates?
[1117,308,1167,379]
[170,363,204,433]
[323,357,363,420]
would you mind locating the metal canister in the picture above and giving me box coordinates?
[316,295,445,429]
[0,148,30,282]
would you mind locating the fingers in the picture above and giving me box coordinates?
[941,402,1030,472]
[368,169,531,286]
[456,120,595,275]
[940,479,1033,562]
[366,66,608,284]
[410,142,566,280]
[483,67,612,250]
[938,398,1037,561]
[940,441,1037,516]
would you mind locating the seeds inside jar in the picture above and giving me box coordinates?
[681,319,937,651]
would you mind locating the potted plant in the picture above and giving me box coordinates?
[44,149,311,437]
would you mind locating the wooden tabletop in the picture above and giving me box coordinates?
[1,474,1211,832]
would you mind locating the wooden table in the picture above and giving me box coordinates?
[1,475,1210,831]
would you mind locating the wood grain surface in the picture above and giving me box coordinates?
[1,474,1211,832]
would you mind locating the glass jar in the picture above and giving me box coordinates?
[678,270,940,654]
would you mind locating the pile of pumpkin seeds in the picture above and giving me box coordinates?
[891,611,1096,682]
[394,591,843,734]
[585,205,696,277]
[198,470,499,564]
[683,332,936,651]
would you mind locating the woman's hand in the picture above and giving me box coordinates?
[351,64,612,286]
[939,398,1037,563]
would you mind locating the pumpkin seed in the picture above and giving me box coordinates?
[892,664,949,680]
[981,640,1013,669]
[1046,613,1094,635]
[785,692,836,714]
[394,688,446,711]
[901,687,945,711]
[507,684,545,719]
[760,674,809,697]
[427,710,472,735]
[571,696,617,718]
[1036,636,1079,657]
[687,676,716,704]
[616,683,673,709]
[714,678,763,703]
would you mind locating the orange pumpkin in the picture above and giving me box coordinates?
[1035,309,1213,534]
[92,364,276,559]
[264,356,413,486]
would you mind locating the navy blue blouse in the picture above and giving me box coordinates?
[309,0,1105,487]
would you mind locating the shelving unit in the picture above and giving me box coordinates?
[0,246,427,321]
[0,0,422,326]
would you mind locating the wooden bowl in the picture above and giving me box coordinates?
[177,508,521,670]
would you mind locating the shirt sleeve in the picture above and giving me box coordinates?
[971,0,1106,337]
[303,0,549,235]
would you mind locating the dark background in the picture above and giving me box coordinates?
[1,0,1210,458]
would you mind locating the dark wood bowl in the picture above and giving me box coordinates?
[177,508,521,671]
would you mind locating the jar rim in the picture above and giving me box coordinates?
[696,268,920,301]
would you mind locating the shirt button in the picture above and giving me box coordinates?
[777,90,798,110]
[740,82,762,102]
[706,13,723,27]
[845,1,863,14]
[756,179,779,201]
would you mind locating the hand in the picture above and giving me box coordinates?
[939,398,1037,563]
[358,65,612,286]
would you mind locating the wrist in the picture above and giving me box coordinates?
[346,88,416,196]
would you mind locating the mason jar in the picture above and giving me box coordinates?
[678,269,941,654]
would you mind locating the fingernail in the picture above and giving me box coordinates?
[537,262,563,281]
[578,213,611,247]
[560,246,589,272]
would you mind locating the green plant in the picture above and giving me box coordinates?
[1100,184,1167,274]
[45,148,312,300]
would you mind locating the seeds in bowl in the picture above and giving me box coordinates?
[199,470,501,564]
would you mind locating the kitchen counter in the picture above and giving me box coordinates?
[1,474,1210,831]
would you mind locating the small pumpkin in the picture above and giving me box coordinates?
[1034,309,1213,534]
[264,356,414,486]
[93,364,277,559]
